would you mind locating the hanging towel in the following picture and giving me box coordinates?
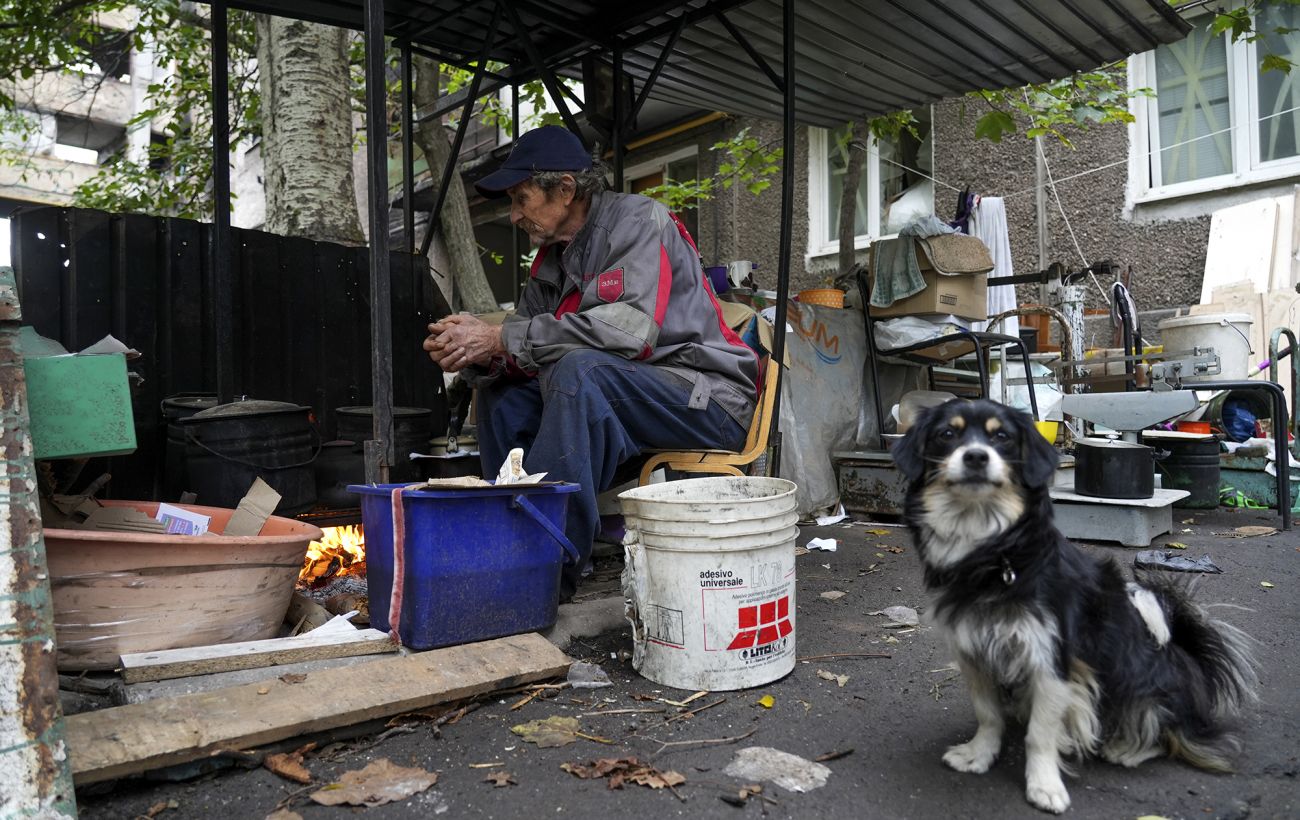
[869,216,958,309]
[969,197,1019,339]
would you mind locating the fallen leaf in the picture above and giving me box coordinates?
[263,742,316,785]
[874,552,885,558]
[483,771,517,787]
[816,669,848,687]
[866,529,890,536]
[756,694,775,709]
[1261,581,1275,589]
[143,800,178,818]
[256,686,270,695]
[279,673,307,685]
[310,759,437,807]
[880,545,905,554]
[1137,816,1171,820]
[561,757,684,791]
[264,811,302,820]
[1166,542,1189,550]
[512,715,582,748]
[882,634,900,645]
[794,547,810,556]
[797,699,812,714]
[820,591,846,602]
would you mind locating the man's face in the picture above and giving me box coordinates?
[507,178,575,246]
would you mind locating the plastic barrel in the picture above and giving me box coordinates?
[1156,439,1222,509]
[351,481,580,650]
[618,476,799,691]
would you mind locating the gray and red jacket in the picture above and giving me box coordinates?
[479,190,759,427]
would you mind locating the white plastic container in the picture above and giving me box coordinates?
[618,476,799,691]
[1157,313,1253,382]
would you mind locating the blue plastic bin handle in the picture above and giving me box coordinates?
[512,494,581,566]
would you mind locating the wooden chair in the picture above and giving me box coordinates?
[637,356,781,485]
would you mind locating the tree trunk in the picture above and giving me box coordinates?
[837,120,870,276]
[412,55,498,314]
[255,16,364,245]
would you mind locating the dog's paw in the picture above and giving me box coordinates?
[943,741,996,773]
[1025,779,1071,814]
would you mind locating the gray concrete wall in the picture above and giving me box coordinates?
[932,97,1211,348]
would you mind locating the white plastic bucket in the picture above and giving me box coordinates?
[1157,313,1254,382]
[618,476,799,691]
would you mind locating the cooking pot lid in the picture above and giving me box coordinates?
[336,405,431,419]
[187,399,309,420]
[1076,437,1151,451]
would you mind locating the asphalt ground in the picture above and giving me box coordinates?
[78,504,1297,820]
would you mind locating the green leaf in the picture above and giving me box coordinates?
[1261,53,1294,75]
[974,110,1016,142]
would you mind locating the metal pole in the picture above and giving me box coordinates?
[364,0,394,484]
[401,44,415,256]
[211,0,234,405]
[0,269,77,819]
[612,48,624,192]
[511,81,521,303]
[767,0,796,478]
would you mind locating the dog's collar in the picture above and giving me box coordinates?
[1001,556,1017,586]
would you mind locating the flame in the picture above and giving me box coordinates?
[300,524,366,584]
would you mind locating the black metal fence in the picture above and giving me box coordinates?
[11,206,450,501]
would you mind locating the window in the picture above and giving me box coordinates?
[624,145,701,244]
[1132,5,1300,199]
[807,107,933,259]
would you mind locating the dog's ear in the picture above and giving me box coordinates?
[892,407,933,483]
[1013,411,1059,489]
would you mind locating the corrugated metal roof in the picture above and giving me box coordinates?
[230,0,1191,127]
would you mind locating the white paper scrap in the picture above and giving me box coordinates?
[815,504,847,526]
[806,537,838,552]
[154,503,210,536]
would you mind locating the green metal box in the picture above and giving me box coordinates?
[23,353,136,460]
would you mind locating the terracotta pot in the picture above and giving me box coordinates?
[44,501,322,670]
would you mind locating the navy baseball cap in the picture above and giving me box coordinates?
[474,125,592,198]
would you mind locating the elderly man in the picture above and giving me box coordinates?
[423,126,759,599]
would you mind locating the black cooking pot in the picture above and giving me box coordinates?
[1074,437,1154,499]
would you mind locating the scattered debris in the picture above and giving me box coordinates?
[819,591,846,602]
[865,529,891,536]
[722,747,832,793]
[806,537,837,552]
[720,783,772,807]
[794,547,810,556]
[1261,581,1276,589]
[658,691,709,708]
[141,799,178,818]
[1134,550,1223,574]
[815,669,849,687]
[882,635,900,645]
[813,749,853,763]
[664,697,727,724]
[643,728,758,756]
[511,715,612,747]
[264,743,316,784]
[756,695,775,709]
[263,810,302,820]
[1215,525,1279,538]
[278,673,307,685]
[796,652,891,662]
[309,759,438,807]
[868,606,919,627]
[468,762,503,769]
[561,757,685,794]
[567,661,613,689]
[879,545,905,554]
[483,771,517,787]
[1165,542,1189,550]
[815,506,848,526]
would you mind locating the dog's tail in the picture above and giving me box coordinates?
[1149,577,1259,771]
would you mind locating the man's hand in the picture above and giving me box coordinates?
[423,313,507,372]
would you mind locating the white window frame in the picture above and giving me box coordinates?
[1129,12,1300,204]
[622,144,699,191]
[806,126,882,260]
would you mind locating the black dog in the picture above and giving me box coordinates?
[892,399,1256,814]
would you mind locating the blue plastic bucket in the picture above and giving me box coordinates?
[349,482,580,650]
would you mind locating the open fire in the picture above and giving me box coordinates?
[299,524,366,585]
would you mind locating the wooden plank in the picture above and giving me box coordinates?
[118,628,397,683]
[68,632,570,784]
[113,654,385,705]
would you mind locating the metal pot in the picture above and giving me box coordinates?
[1074,437,1154,499]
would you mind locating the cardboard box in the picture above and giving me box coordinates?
[867,267,988,321]
[867,237,990,321]
[23,353,136,460]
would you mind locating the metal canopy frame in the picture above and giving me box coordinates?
[202,0,1191,483]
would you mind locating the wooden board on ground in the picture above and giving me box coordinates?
[118,627,397,683]
[113,653,385,705]
[68,632,571,784]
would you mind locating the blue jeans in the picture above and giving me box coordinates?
[477,350,748,598]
